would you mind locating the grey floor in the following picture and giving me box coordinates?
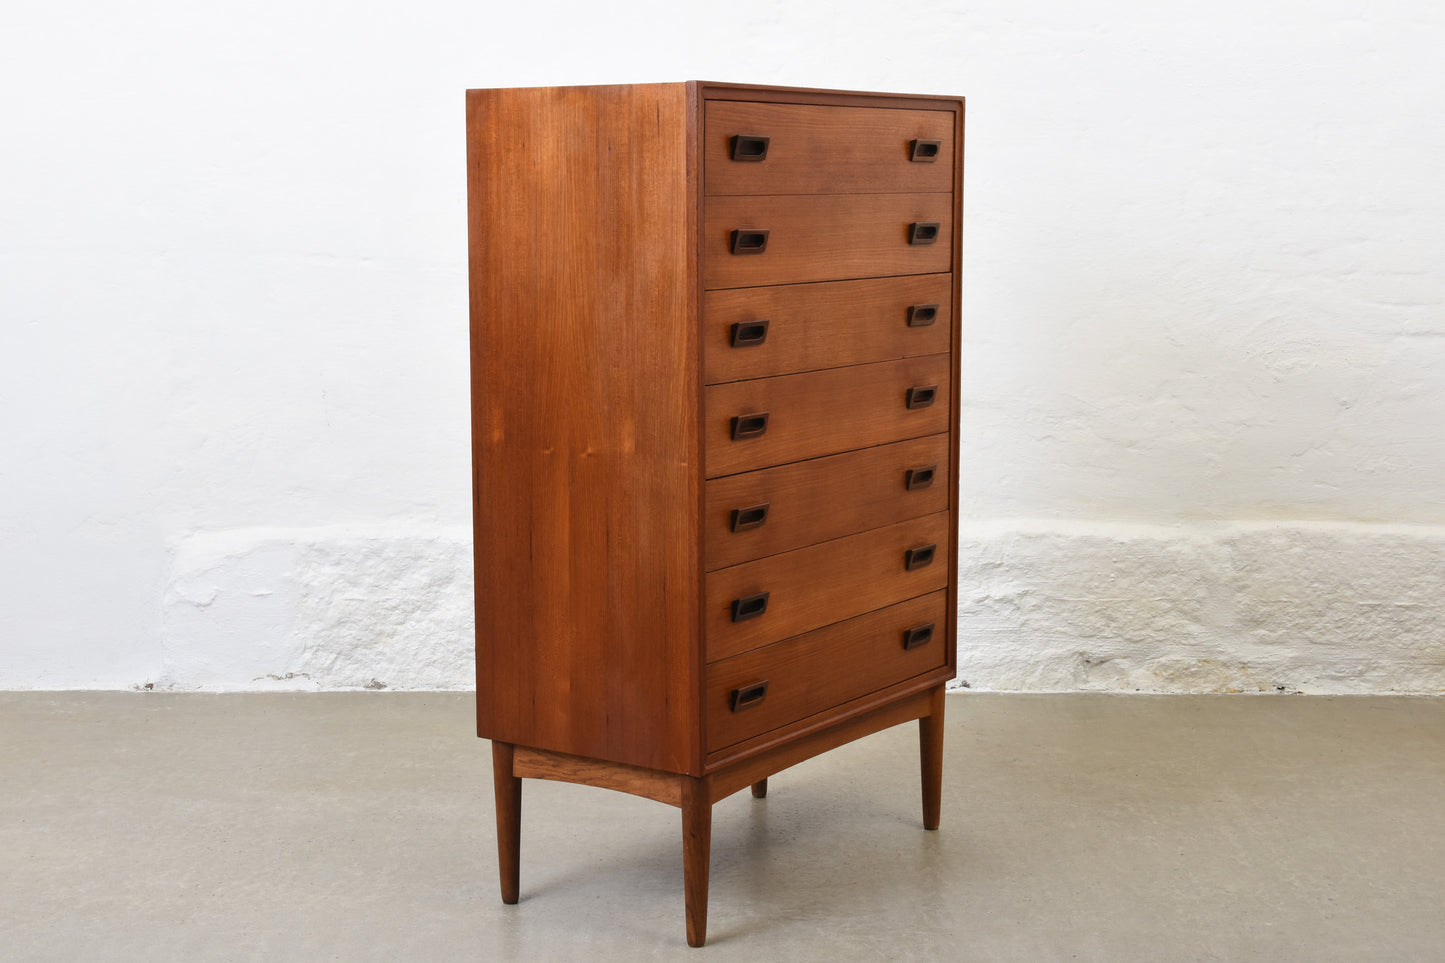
[2,693,1442,962]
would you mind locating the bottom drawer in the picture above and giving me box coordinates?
[706,590,948,753]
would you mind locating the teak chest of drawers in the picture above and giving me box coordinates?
[466,81,963,947]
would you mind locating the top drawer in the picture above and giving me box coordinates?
[705,101,955,196]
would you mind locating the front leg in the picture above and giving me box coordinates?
[491,741,522,903]
[681,776,713,947]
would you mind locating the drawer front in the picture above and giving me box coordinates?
[705,102,955,196]
[703,193,953,289]
[704,274,953,385]
[706,511,950,662]
[705,434,950,571]
[705,355,950,478]
[706,590,949,752]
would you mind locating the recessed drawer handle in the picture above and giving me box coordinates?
[907,303,939,327]
[906,385,937,409]
[730,680,770,711]
[730,412,770,440]
[910,139,942,162]
[731,591,770,623]
[908,222,940,245]
[730,134,770,161]
[904,544,937,571]
[730,503,770,532]
[905,465,937,491]
[730,230,770,255]
[731,320,770,347]
[902,622,936,650]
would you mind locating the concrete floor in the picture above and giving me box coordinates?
[2,693,1442,962]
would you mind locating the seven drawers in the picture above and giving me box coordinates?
[704,274,952,384]
[706,590,949,752]
[704,193,953,289]
[704,102,955,196]
[704,355,950,478]
[705,511,951,663]
[704,434,950,571]
[698,94,956,749]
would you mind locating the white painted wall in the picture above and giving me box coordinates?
[3,1,1443,691]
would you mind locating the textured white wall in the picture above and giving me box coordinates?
[2,1,1442,690]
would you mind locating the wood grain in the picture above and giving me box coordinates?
[468,84,699,773]
[705,511,951,662]
[703,273,952,384]
[704,101,955,196]
[704,355,950,478]
[704,193,953,289]
[704,433,950,571]
[706,591,948,751]
[512,745,683,807]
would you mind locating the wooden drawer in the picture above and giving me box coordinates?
[705,511,950,662]
[705,434,950,571]
[704,102,955,196]
[704,274,953,384]
[706,590,948,752]
[703,194,953,289]
[704,355,950,478]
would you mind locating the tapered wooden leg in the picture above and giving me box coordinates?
[681,777,712,947]
[750,778,768,798]
[491,741,522,904]
[919,686,945,831]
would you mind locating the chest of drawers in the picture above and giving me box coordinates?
[466,81,963,946]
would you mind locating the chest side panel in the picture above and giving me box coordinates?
[467,84,700,773]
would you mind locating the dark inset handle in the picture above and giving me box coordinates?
[906,385,938,409]
[730,412,770,440]
[910,139,942,162]
[909,221,940,245]
[731,591,770,623]
[905,465,937,491]
[730,680,770,711]
[907,303,939,327]
[904,544,937,571]
[731,320,770,347]
[902,622,936,650]
[730,503,770,532]
[730,229,770,255]
[731,134,770,162]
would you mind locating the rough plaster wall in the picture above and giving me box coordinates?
[3,1,1445,690]
[161,528,473,690]
[959,522,1445,693]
